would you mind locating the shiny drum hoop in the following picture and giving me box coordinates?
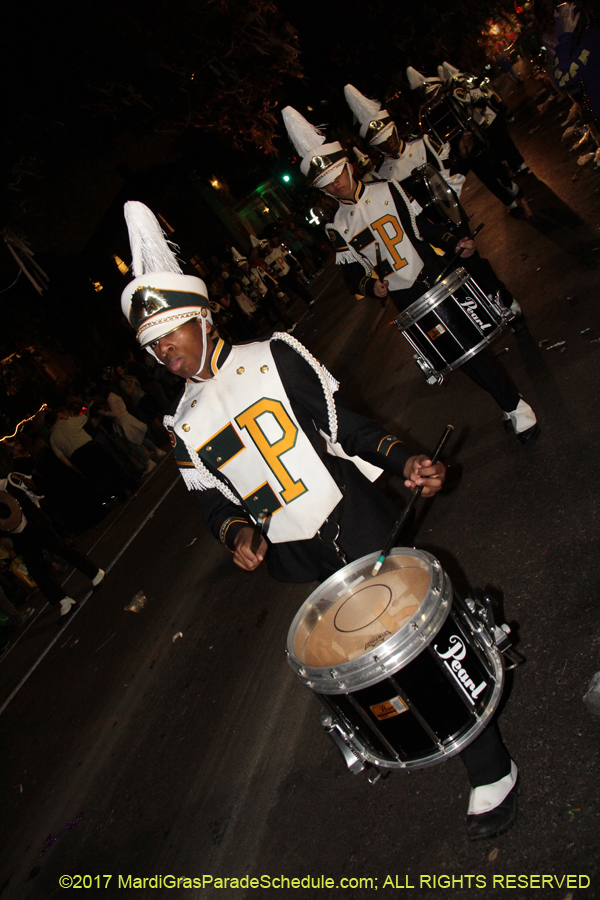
[286,548,504,771]
[400,163,462,227]
[394,267,513,384]
[419,86,488,156]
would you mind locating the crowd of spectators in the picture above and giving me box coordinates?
[192,214,329,342]
[0,349,182,652]
[0,212,331,653]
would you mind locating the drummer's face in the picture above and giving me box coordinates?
[377,130,401,157]
[151,318,214,379]
[322,166,354,200]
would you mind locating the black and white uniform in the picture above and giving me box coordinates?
[326,178,521,415]
[163,333,513,806]
[377,135,466,199]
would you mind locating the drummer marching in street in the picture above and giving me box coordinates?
[281,106,539,444]
[119,200,518,841]
[344,84,466,198]
[407,65,526,215]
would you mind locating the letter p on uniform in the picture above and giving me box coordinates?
[202,876,213,888]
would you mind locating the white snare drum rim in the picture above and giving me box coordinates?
[286,548,452,695]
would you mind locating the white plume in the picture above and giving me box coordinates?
[443,62,462,80]
[124,201,182,278]
[407,67,427,90]
[281,106,327,158]
[344,84,382,127]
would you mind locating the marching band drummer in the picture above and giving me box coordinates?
[281,106,539,444]
[344,84,467,198]
[343,84,528,333]
[119,200,519,842]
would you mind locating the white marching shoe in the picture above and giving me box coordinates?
[59,597,77,617]
[503,399,540,444]
[467,761,519,841]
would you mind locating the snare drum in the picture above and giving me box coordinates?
[400,163,462,227]
[394,267,512,384]
[287,548,503,771]
[420,85,488,156]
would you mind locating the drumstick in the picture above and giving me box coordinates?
[375,242,387,307]
[434,222,484,285]
[250,511,270,555]
[370,424,454,578]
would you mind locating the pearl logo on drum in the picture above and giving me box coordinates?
[433,635,487,705]
[458,296,492,331]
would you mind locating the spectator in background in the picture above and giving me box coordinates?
[0,487,105,618]
[49,406,129,505]
[97,390,166,476]
[554,1,600,135]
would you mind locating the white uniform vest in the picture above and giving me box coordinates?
[171,343,344,543]
[377,138,465,199]
[331,181,425,290]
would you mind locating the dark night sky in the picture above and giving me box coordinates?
[1,0,509,368]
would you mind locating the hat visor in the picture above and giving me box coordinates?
[313,158,348,188]
[137,308,212,348]
[369,121,397,146]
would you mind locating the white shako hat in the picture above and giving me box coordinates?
[281,106,348,188]
[344,84,395,147]
[231,246,247,265]
[407,66,442,94]
[120,201,212,350]
[441,61,462,82]
[249,234,269,251]
[353,146,370,166]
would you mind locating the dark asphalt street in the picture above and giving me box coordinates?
[1,80,600,900]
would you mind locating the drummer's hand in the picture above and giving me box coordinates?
[232,526,267,571]
[374,278,389,298]
[456,237,475,258]
[403,455,446,496]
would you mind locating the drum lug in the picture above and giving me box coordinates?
[320,713,365,775]
[468,589,524,668]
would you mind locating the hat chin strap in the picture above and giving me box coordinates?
[196,316,209,377]
[318,160,355,196]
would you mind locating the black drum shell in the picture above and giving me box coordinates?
[395,267,509,377]
[320,602,501,769]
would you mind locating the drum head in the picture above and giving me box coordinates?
[425,168,462,226]
[294,555,428,667]
[287,548,452,694]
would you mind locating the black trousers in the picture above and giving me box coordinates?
[278,271,314,307]
[469,147,515,207]
[460,719,512,787]
[11,519,98,605]
[485,117,525,173]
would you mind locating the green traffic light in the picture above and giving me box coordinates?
[282,174,291,182]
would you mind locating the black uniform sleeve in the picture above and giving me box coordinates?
[270,341,413,477]
[389,183,457,254]
[164,392,252,552]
